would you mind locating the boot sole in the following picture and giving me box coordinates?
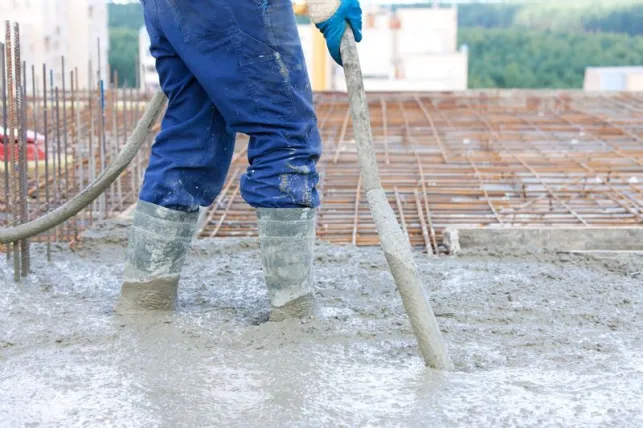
[269,293,319,322]
[114,276,179,315]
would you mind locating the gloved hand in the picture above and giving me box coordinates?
[306,0,363,66]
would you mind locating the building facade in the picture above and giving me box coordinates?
[0,0,109,91]
[297,4,468,91]
[584,67,643,92]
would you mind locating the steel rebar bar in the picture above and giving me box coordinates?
[54,86,62,240]
[62,56,69,238]
[1,41,10,260]
[42,63,50,261]
[31,65,38,212]
[99,79,106,219]
[114,70,123,211]
[70,69,78,239]
[74,67,85,230]
[88,59,95,224]
[6,21,20,281]
[17,45,29,276]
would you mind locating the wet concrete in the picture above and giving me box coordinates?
[1,221,642,426]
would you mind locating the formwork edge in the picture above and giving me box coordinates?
[443,227,643,253]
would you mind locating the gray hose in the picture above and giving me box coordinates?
[0,90,167,244]
[340,30,454,370]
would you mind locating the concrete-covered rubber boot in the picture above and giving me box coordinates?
[257,207,319,322]
[114,200,199,314]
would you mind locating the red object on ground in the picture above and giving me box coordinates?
[0,127,46,161]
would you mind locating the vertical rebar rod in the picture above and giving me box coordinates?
[49,68,58,240]
[20,61,29,271]
[134,85,141,194]
[54,86,62,240]
[110,70,117,213]
[88,59,95,224]
[114,70,123,211]
[97,38,106,218]
[42,63,50,261]
[122,83,132,204]
[1,41,10,260]
[99,79,106,219]
[62,56,69,237]
[70,69,78,239]
[6,21,20,281]
[128,86,135,202]
[121,80,127,140]
[31,64,38,211]
[75,67,85,229]
[17,39,29,277]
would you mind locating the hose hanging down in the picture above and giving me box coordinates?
[0,91,167,244]
[339,29,454,370]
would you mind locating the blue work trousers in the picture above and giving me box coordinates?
[138,0,321,211]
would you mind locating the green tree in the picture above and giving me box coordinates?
[108,3,144,31]
[584,5,643,36]
[459,28,643,89]
[108,3,144,87]
[109,28,139,88]
[457,3,522,29]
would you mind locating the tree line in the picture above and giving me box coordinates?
[457,1,643,35]
[457,1,643,88]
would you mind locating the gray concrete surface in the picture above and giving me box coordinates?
[1,220,642,426]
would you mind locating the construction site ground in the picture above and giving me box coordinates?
[1,88,642,424]
[1,218,642,426]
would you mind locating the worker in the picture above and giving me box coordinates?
[114,0,362,320]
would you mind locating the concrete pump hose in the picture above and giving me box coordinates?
[0,90,167,244]
[339,29,454,370]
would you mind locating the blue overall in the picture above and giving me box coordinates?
[138,0,322,212]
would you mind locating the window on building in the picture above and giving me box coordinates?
[88,6,93,18]
[44,36,50,52]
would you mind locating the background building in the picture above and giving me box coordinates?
[139,26,159,91]
[0,0,108,91]
[584,66,643,91]
[296,3,468,91]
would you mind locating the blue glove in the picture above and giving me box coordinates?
[314,0,363,66]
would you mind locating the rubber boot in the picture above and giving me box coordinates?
[256,207,319,321]
[114,200,199,314]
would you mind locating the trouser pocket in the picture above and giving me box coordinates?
[231,30,297,122]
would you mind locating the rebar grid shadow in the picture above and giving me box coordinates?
[198,91,643,253]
